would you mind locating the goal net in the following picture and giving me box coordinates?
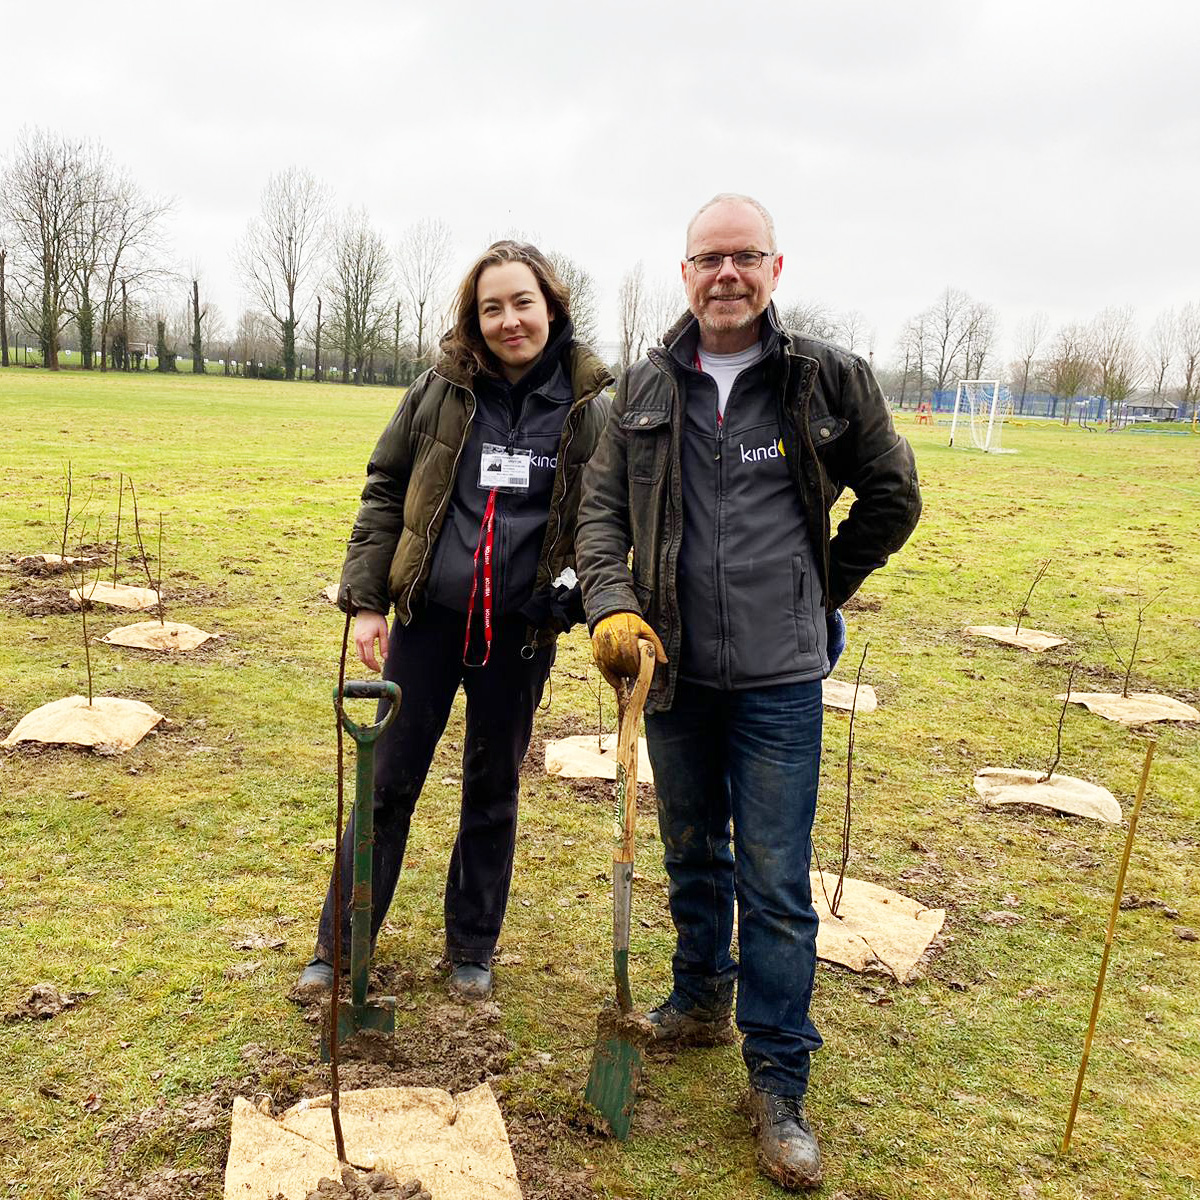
[948,380,1012,453]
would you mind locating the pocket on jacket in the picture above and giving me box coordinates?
[620,407,670,484]
[792,555,818,654]
[724,557,811,681]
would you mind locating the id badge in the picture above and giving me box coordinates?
[479,443,532,492]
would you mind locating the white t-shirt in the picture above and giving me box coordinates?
[696,344,761,421]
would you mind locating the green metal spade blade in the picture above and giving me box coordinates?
[584,1007,645,1141]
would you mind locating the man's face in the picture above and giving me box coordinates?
[682,201,782,340]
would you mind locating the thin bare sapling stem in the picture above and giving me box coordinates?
[1040,660,1080,783]
[328,606,351,1164]
[112,472,123,585]
[1014,558,1052,635]
[60,460,73,560]
[76,519,101,706]
[127,478,166,623]
[156,514,164,626]
[1096,584,1167,698]
[832,643,869,918]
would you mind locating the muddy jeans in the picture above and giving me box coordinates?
[644,678,824,1098]
[315,603,553,967]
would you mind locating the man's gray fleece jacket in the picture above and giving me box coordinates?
[575,306,922,714]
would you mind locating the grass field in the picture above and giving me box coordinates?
[1,366,1198,1200]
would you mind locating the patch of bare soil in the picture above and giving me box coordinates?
[4,982,92,1022]
[98,994,600,1200]
[3,579,77,616]
[523,712,655,811]
[843,593,882,613]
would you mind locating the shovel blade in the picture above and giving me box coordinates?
[585,1032,643,1141]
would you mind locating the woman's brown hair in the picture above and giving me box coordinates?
[438,240,572,380]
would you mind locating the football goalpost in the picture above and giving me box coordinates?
[948,380,1013,453]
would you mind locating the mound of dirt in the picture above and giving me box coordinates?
[3,580,76,616]
[301,1165,429,1198]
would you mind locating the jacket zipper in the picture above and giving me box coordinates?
[402,370,475,622]
[713,391,728,687]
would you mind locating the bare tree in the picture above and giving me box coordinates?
[0,128,91,369]
[1011,312,1047,413]
[962,301,998,379]
[1145,308,1176,401]
[233,308,277,370]
[547,251,600,348]
[834,309,870,354]
[780,299,837,341]
[1041,323,1093,423]
[642,274,685,348]
[93,171,172,373]
[1177,301,1200,420]
[236,168,330,380]
[0,236,8,367]
[617,262,647,372]
[396,217,450,367]
[190,278,205,373]
[923,287,975,397]
[1092,306,1143,427]
[897,314,929,405]
[328,209,393,386]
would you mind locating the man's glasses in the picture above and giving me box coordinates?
[686,250,775,274]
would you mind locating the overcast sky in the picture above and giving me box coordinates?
[9,0,1198,366]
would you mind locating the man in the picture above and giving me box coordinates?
[575,194,920,1190]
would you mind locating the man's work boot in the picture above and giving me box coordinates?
[448,962,493,1000]
[645,999,733,1047]
[292,957,333,1000]
[745,1088,822,1191]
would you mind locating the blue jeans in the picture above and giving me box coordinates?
[645,678,824,1097]
[826,609,845,676]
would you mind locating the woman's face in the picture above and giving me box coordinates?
[477,261,553,382]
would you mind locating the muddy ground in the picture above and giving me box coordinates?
[93,982,601,1200]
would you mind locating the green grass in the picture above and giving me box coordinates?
[1,365,1198,1199]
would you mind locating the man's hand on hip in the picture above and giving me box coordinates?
[590,612,667,689]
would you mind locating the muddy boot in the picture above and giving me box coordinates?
[745,1087,822,1190]
[448,961,493,1000]
[645,999,733,1046]
[292,957,333,1000]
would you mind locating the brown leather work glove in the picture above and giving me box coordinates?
[590,612,668,689]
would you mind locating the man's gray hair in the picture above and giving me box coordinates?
[686,193,777,253]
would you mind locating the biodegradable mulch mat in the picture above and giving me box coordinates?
[811,871,945,982]
[224,1083,520,1200]
[69,580,160,611]
[324,584,339,603]
[1055,691,1200,725]
[973,767,1121,824]
[964,625,1069,651]
[101,620,214,651]
[822,678,878,713]
[544,733,654,784]
[2,695,164,753]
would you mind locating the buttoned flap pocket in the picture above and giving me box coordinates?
[620,406,671,484]
[809,415,848,448]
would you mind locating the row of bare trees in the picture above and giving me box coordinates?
[0,128,170,370]
[1000,305,1200,422]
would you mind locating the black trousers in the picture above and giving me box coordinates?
[315,603,553,966]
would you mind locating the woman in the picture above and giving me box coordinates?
[297,241,613,1001]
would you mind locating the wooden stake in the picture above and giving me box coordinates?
[1061,737,1157,1153]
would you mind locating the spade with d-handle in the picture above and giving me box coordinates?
[584,640,658,1139]
[321,678,401,1061]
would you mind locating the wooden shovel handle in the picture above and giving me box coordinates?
[615,640,657,863]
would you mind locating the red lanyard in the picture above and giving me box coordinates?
[463,488,497,666]
[694,349,722,427]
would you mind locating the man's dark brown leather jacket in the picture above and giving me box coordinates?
[576,306,921,713]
